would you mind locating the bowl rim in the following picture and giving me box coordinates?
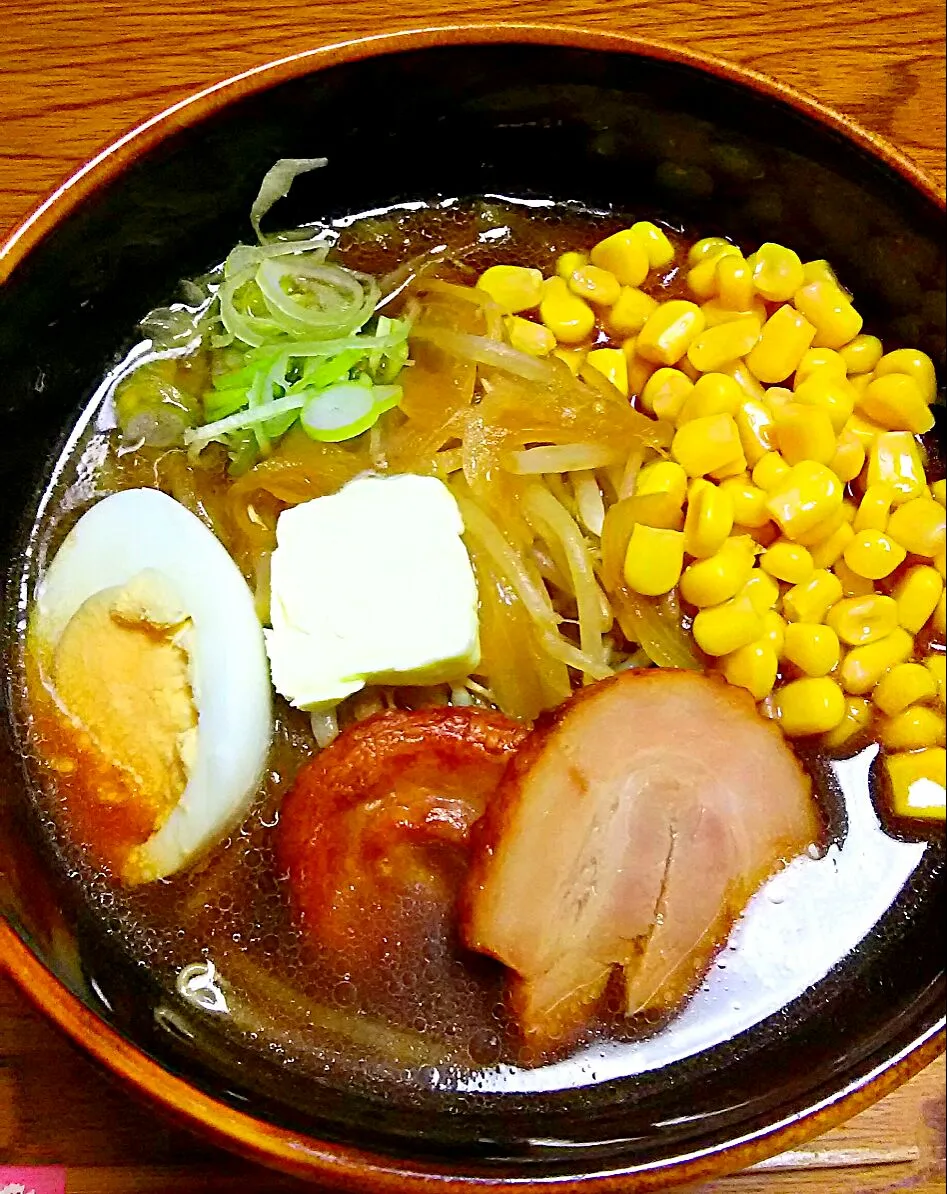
[0,21,944,1191]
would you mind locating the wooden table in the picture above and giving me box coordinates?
[1,1,944,1191]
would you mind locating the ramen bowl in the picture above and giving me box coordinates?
[0,25,944,1191]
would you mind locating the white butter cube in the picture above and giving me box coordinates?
[265,474,480,712]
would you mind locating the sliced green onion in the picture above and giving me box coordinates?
[185,392,308,447]
[245,325,408,362]
[256,258,379,339]
[372,384,403,414]
[203,386,250,421]
[301,383,379,443]
[250,158,327,242]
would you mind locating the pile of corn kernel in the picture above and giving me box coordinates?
[475,224,946,822]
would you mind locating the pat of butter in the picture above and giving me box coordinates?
[265,474,481,712]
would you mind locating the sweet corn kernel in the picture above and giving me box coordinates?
[936,548,947,581]
[672,413,743,478]
[776,676,847,735]
[722,640,779,700]
[637,300,706,365]
[556,251,589,280]
[642,368,694,421]
[719,476,771,529]
[687,245,742,300]
[867,432,928,504]
[936,591,946,636]
[623,525,685,596]
[750,243,805,302]
[590,230,650,287]
[933,480,947,508]
[677,355,702,383]
[887,498,946,558]
[834,557,875,598]
[736,521,780,548]
[678,373,744,423]
[794,280,863,349]
[792,373,855,433]
[761,540,814,584]
[839,334,883,375]
[892,565,944,634]
[679,536,756,606]
[766,389,796,416]
[880,706,946,751]
[885,749,947,821]
[827,592,901,647]
[477,264,543,313]
[583,347,630,398]
[774,403,837,466]
[783,568,844,623]
[925,654,946,702]
[568,265,622,307]
[766,460,843,539]
[687,316,762,374]
[636,460,688,507]
[630,221,675,268]
[701,297,768,327]
[539,276,595,344]
[688,236,733,265]
[793,501,852,549]
[829,430,866,484]
[693,594,763,656]
[552,346,585,376]
[742,568,781,613]
[723,360,768,404]
[621,492,685,533]
[683,478,735,557]
[784,622,841,677]
[745,305,816,384]
[752,451,791,492]
[716,255,756,310]
[840,627,913,694]
[858,373,935,435]
[843,530,907,580]
[849,372,872,397]
[811,521,855,570]
[607,286,659,336]
[873,663,938,716]
[504,316,556,357]
[844,411,886,451]
[761,609,787,655]
[624,345,657,398]
[710,450,750,482]
[822,696,873,750]
[854,484,895,534]
[734,400,776,467]
[794,348,848,387]
[874,348,938,405]
[801,259,841,288]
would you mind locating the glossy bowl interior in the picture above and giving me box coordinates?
[0,28,944,1191]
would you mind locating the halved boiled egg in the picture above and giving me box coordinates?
[28,488,271,884]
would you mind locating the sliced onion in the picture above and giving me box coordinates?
[411,325,555,381]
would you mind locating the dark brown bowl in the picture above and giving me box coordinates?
[0,25,944,1191]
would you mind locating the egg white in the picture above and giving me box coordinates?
[32,487,272,882]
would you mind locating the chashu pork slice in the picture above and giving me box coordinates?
[463,669,819,1061]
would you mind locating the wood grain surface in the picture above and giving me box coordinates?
[1,1,945,1191]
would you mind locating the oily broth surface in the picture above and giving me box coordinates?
[12,199,940,1106]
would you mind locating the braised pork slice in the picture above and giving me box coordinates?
[463,669,819,1061]
[278,706,527,966]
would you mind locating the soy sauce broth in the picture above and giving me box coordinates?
[10,198,944,1112]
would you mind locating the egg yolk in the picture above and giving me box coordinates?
[33,569,198,870]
